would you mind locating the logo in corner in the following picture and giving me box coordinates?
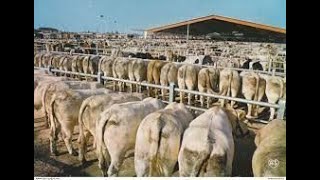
[268,159,279,168]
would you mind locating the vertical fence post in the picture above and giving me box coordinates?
[47,65,53,75]
[97,72,103,84]
[276,98,286,120]
[96,44,99,55]
[272,68,276,76]
[169,82,176,103]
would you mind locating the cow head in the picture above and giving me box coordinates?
[224,106,250,139]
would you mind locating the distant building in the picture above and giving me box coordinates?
[145,14,286,43]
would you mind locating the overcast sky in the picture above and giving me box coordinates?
[34,0,286,33]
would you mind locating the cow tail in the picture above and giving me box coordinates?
[78,98,90,143]
[96,109,112,175]
[226,70,233,98]
[49,96,58,140]
[205,69,215,94]
[98,56,104,74]
[180,66,186,89]
[87,56,90,74]
[42,85,50,127]
[149,114,165,176]
[253,73,260,102]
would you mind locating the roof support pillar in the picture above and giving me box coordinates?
[186,24,190,41]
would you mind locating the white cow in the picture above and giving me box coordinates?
[178,106,249,177]
[77,93,144,163]
[49,88,110,156]
[252,119,286,176]
[96,97,164,176]
[135,103,194,176]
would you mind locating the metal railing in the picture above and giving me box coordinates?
[34,65,286,122]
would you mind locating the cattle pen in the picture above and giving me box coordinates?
[34,40,286,75]
[34,60,286,124]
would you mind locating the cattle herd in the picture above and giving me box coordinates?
[34,40,286,177]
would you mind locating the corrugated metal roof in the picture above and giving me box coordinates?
[147,14,286,34]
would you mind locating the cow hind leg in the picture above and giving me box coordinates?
[147,86,151,97]
[188,93,192,105]
[246,104,253,119]
[113,81,117,91]
[207,96,211,109]
[108,157,123,177]
[269,107,276,120]
[78,130,90,163]
[154,88,159,99]
[162,88,166,101]
[138,84,142,93]
[268,98,278,120]
[62,123,78,156]
[49,123,61,156]
[180,91,184,104]
[200,95,204,107]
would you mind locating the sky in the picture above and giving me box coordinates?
[34,0,286,33]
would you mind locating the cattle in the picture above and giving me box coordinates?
[135,52,153,59]
[202,55,214,65]
[34,74,69,91]
[251,62,263,71]
[240,72,266,118]
[34,77,70,116]
[71,55,81,79]
[96,97,165,176]
[177,64,199,105]
[49,88,110,156]
[41,53,51,68]
[47,54,55,68]
[77,93,144,163]
[127,58,147,93]
[59,56,72,77]
[160,63,178,101]
[99,56,115,85]
[198,67,220,108]
[42,81,104,128]
[76,56,84,76]
[34,53,44,67]
[219,68,241,108]
[147,60,168,97]
[51,55,63,76]
[112,57,129,92]
[82,55,100,81]
[135,103,194,177]
[263,75,285,120]
[241,59,252,69]
[178,106,249,177]
[34,69,49,76]
[252,119,286,177]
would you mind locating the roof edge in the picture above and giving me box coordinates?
[147,14,286,34]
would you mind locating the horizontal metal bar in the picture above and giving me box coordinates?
[34,67,44,70]
[174,87,280,108]
[50,69,98,78]
[162,100,208,112]
[101,76,170,89]
[248,119,270,124]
